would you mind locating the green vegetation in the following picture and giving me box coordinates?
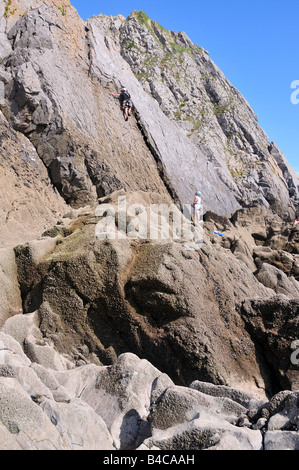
[184,115,205,133]
[135,53,160,81]
[228,166,245,179]
[134,10,151,27]
[123,40,144,55]
[174,111,182,121]
[213,98,234,117]
[200,73,215,81]
[3,0,16,18]
[58,4,66,16]
[133,10,159,39]
[226,152,250,180]
[133,10,201,58]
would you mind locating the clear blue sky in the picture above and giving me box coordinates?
[72,0,299,174]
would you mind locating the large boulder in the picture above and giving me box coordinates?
[240,296,299,391]
[0,311,298,450]
[11,191,289,397]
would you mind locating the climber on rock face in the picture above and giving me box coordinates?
[112,87,133,121]
[191,190,201,224]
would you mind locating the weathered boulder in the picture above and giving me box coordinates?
[142,411,263,451]
[0,377,67,450]
[189,381,266,410]
[1,1,171,211]
[0,311,298,450]
[12,191,295,397]
[264,431,299,451]
[255,263,299,298]
[240,296,299,391]
[0,0,298,452]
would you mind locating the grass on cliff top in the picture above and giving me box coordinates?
[132,10,166,33]
[3,0,16,18]
[131,10,203,59]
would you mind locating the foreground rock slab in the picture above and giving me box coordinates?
[0,313,298,450]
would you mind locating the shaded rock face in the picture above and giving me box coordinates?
[204,206,299,283]
[241,297,299,392]
[1,1,172,210]
[0,110,67,248]
[96,11,299,218]
[85,15,241,216]
[1,3,298,220]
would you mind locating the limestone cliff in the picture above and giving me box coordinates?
[93,11,299,218]
[1,3,298,219]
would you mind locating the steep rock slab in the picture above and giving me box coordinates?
[1,1,171,208]
[100,11,299,218]
[86,14,241,216]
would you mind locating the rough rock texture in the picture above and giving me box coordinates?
[9,191,298,398]
[1,4,298,220]
[1,0,247,217]
[99,11,299,218]
[0,110,68,248]
[0,314,298,450]
[0,247,22,325]
[1,0,172,213]
[85,14,240,215]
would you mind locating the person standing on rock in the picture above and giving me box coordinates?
[112,87,133,121]
[192,190,202,224]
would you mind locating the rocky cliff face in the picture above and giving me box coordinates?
[0,0,298,451]
[94,11,299,218]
